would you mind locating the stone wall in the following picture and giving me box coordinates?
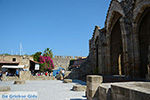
[53,56,85,70]
[111,83,150,100]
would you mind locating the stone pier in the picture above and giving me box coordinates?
[86,75,103,100]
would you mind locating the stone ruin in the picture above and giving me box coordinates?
[81,0,150,100]
[75,0,150,81]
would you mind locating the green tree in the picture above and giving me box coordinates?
[33,52,42,62]
[43,48,53,58]
[0,53,11,56]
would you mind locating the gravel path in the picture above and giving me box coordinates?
[0,80,87,100]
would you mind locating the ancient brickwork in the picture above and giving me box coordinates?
[53,56,84,70]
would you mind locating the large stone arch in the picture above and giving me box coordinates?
[105,0,125,75]
[105,0,125,31]
[132,1,150,78]
[133,0,150,23]
[109,13,124,75]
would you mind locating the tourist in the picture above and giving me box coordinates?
[16,69,19,77]
[0,71,2,81]
[62,69,65,79]
[45,72,48,76]
[49,72,51,76]
[5,71,8,76]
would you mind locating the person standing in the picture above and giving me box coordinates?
[0,71,2,81]
[62,70,65,79]
[16,69,19,77]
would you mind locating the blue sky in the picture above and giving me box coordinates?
[0,0,110,56]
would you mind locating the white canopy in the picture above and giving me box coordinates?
[2,65,24,69]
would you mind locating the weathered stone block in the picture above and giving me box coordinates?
[14,80,25,84]
[0,86,11,92]
[87,75,103,83]
[86,75,103,100]
[72,85,86,91]
[63,79,72,83]
[87,82,101,90]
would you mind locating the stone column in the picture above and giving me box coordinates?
[132,23,140,78]
[86,75,103,100]
[119,17,133,77]
[105,34,111,75]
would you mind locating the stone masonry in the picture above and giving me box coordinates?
[53,56,84,70]
[77,0,150,80]
[86,75,150,100]
[86,75,103,100]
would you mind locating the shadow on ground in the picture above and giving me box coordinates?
[70,99,87,100]
[72,80,86,85]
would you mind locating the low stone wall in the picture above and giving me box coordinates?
[86,75,150,100]
[111,82,150,100]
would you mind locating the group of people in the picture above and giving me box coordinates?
[0,69,20,77]
[31,71,53,77]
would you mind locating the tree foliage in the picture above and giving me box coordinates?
[32,48,54,72]
[43,48,53,58]
[39,56,54,72]
[33,52,42,62]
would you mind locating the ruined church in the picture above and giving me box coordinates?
[78,0,150,80]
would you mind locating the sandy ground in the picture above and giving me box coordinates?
[0,80,87,100]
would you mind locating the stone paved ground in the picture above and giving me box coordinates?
[0,80,87,100]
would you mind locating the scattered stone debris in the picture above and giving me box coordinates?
[63,79,72,83]
[72,85,86,91]
[14,80,25,84]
